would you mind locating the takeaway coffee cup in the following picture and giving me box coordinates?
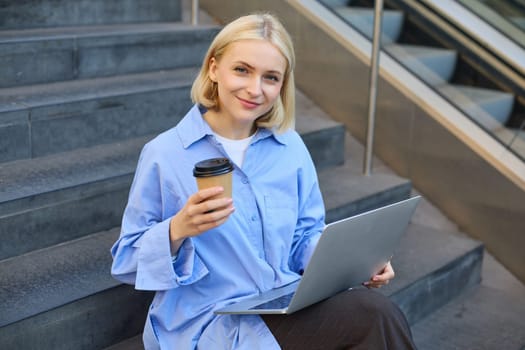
[193,158,234,198]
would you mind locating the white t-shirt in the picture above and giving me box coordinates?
[214,132,255,168]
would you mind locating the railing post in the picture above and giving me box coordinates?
[191,0,199,25]
[363,0,384,175]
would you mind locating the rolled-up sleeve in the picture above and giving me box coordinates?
[110,143,209,291]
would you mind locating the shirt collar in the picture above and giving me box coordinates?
[177,104,214,149]
[252,127,288,145]
[178,104,288,149]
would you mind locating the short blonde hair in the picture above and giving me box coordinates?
[191,13,296,132]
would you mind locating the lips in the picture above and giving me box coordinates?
[237,97,261,109]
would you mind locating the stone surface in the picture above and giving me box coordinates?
[383,223,484,324]
[0,24,218,88]
[0,68,196,160]
[0,284,152,350]
[412,285,525,349]
[0,0,182,29]
[0,229,121,327]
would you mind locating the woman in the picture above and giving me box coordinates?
[111,13,416,349]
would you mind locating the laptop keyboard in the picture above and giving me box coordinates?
[250,292,295,310]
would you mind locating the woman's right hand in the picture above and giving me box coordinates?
[169,186,234,254]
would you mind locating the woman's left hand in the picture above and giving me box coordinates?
[363,261,395,289]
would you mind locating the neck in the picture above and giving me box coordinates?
[203,109,256,140]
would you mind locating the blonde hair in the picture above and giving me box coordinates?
[191,13,296,132]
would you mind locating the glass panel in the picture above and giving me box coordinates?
[458,0,525,49]
[506,122,525,158]
[318,0,525,161]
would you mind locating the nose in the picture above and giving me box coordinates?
[246,76,262,96]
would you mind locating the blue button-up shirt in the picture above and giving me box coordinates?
[111,104,326,349]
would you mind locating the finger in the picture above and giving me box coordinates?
[187,197,232,217]
[371,272,393,283]
[363,281,378,289]
[199,197,234,216]
[203,204,235,222]
[363,277,384,288]
[369,272,393,288]
[384,261,395,276]
[372,263,395,281]
[374,278,390,286]
[195,213,233,232]
[191,204,235,226]
[191,186,226,204]
[363,279,390,289]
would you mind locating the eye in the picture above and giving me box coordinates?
[234,66,248,74]
[264,74,280,83]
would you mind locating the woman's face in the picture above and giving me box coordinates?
[208,39,287,130]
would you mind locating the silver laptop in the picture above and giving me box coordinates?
[214,195,421,315]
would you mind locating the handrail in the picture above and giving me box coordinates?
[192,0,199,25]
[424,0,525,77]
[385,0,525,162]
[291,0,525,189]
[363,0,384,176]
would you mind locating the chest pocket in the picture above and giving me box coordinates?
[263,194,298,263]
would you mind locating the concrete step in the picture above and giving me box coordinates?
[0,0,182,30]
[0,170,411,349]
[385,44,457,86]
[411,285,525,349]
[0,68,197,163]
[295,90,346,170]
[319,164,412,223]
[0,229,122,329]
[0,136,147,260]
[381,223,483,325]
[0,98,346,260]
[0,23,219,88]
[333,6,405,44]
[437,84,515,127]
[0,230,153,349]
[105,335,143,350]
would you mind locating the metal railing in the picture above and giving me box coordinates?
[192,0,199,25]
[363,0,384,175]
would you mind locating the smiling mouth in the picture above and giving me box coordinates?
[237,97,261,108]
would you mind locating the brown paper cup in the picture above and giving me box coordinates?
[193,158,233,198]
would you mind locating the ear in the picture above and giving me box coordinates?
[208,57,218,82]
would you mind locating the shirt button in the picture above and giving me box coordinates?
[251,215,257,221]
[241,178,249,184]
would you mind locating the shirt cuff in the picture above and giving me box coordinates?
[134,218,209,290]
[172,238,209,286]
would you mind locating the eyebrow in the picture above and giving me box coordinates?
[235,60,284,76]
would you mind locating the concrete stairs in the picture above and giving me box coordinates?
[0,1,212,348]
[0,1,521,349]
[322,0,525,160]
[0,22,219,162]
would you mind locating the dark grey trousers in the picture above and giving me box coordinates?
[262,288,417,350]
